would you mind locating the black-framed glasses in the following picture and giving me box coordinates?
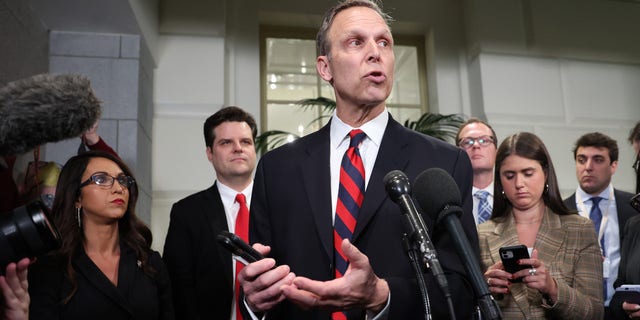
[80,172,135,189]
[459,136,494,149]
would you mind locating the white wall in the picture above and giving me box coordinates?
[149,0,640,251]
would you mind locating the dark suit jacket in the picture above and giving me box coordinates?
[563,189,637,247]
[250,116,478,320]
[162,183,234,319]
[28,243,173,320]
[611,214,640,319]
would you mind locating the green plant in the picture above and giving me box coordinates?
[256,97,465,154]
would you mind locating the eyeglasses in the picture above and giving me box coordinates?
[80,172,135,189]
[459,136,494,149]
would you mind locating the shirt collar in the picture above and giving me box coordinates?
[577,183,612,203]
[217,180,253,207]
[330,108,388,150]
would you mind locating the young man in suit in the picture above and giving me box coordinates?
[455,118,498,225]
[163,106,257,319]
[563,132,638,317]
[238,1,478,319]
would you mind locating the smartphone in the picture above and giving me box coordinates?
[216,231,264,265]
[499,244,531,283]
[615,284,640,304]
[631,193,640,213]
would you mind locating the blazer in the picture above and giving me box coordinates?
[563,188,637,246]
[478,210,604,320]
[611,215,640,318]
[250,116,479,320]
[28,243,174,320]
[162,183,234,319]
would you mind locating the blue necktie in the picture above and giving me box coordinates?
[475,190,492,224]
[589,196,607,301]
[589,196,604,253]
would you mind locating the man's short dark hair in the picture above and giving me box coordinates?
[316,0,393,57]
[572,132,619,163]
[629,121,640,144]
[203,106,258,148]
[455,117,498,147]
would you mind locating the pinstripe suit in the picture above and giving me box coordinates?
[478,209,604,320]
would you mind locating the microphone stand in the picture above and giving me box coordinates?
[402,234,431,320]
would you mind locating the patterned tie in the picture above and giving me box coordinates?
[333,129,366,320]
[475,190,492,224]
[589,196,607,300]
[589,196,604,253]
[234,193,249,320]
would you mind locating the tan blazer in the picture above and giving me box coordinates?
[478,209,604,320]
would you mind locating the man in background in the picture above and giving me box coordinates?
[456,118,498,225]
[163,106,257,319]
[564,132,638,317]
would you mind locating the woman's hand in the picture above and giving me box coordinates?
[0,258,31,320]
[622,302,640,318]
[516,249,558,303]
[484,261,511,295]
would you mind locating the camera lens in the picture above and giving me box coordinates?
[0,200,62,271]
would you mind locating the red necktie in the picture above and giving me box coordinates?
[235,193,249,320]
[333,129,366,320]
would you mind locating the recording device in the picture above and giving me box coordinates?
[413,167,502,320]
[0,73,101,156]
[499,245,531,283]
[216,231,264,265]
[615,284,640,304]
[631,193,640,213]
[0,200,61,272]
[384,171,449,281]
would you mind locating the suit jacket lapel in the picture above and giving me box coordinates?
[301,124,334,261]
[354,118,409,240]
[204,183,233,288]
[73,245,133,316]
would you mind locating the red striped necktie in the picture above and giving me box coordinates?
[234,193,249,320]
[332,129,366,320]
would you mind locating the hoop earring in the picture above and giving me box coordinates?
[76,207,82,228]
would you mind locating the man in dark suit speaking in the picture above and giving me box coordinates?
[163,106,258,319]
[238,1,478,319]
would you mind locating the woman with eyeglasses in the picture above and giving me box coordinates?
[478,132,603,319]
[5,151,174,319]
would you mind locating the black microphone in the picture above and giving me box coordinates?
[0,73,102,156]
[383,170,451,301]
[413,168,502,320]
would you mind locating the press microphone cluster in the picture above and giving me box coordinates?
[413,168,502,320]
[383,170,452,305]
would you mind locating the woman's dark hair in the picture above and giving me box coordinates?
[50,150,153,303]
[491,132,574,221]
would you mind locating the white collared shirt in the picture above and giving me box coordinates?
[575,184,619,306]
[217,181,253,320]
[329,109,388,223]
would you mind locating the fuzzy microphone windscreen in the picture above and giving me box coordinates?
[0,74,102,156]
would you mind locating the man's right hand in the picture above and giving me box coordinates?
[239,243,295,313]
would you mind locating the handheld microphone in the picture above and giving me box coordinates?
[0,73,102,156]
[413,168,502,320]
[383,170,451,300]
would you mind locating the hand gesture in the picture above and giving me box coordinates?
[281,239,389,314]
[239,243,295,313]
